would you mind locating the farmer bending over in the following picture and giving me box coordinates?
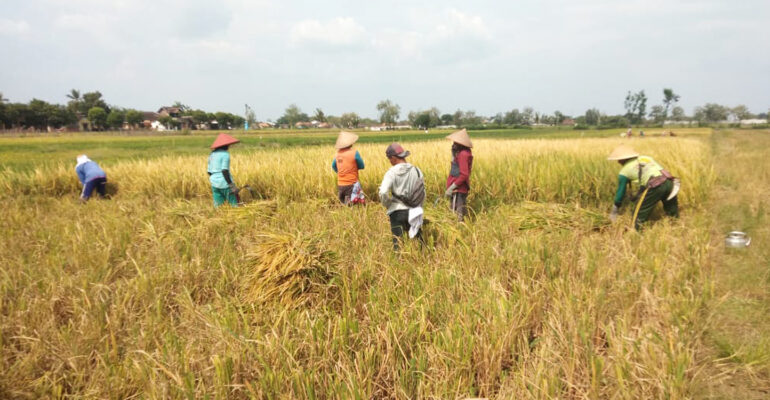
[608,145,680,230]
[75,155,107,202]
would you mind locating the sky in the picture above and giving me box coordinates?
[1,0,768,120]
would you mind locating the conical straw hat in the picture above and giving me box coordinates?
[446,128,472,148]
[607,145,639,160]
[210,133,240,149]
[335,131,359,149]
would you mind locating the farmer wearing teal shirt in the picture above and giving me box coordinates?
[608,145,680,230]
[207,133,240,207]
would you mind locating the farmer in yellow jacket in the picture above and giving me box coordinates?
[608,145,680,230]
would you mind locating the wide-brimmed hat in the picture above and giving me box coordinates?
[385,142,410,158]
[607,145,639,161]
[446,128,472,148]
[210,133,240,150]
[335,131,359,149]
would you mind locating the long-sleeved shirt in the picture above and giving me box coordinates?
[379,163,420,215]
[613,156,665,206]
[75,161,106,184]
[446,149,473,193]
[331,149,365,185]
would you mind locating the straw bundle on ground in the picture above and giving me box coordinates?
[499,201,609,231]
[241,232,338,306]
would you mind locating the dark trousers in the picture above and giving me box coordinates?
[82,177,107,199]
[450,192,468,221]
[389,210,422,251]
[337,184,354,205]
[633,179,679,230]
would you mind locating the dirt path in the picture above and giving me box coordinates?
[697,129,770,399]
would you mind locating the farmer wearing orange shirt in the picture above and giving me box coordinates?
[331,131,365,205]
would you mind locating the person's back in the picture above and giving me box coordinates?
[76,160,106,184]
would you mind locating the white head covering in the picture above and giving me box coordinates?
[76,154,91,167]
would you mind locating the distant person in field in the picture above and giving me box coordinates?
[331,131,365,205]
[75,154,107,202]
[608,145,680,230]
[379,143,426,251]
[444,129,474,221]
[207,133,240,208]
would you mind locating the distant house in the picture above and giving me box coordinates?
[740,119,767,126]
[367,124,387,131]
[295,121,313,129]
[561,118,576,126]
[157,107,181,118]
[142,112,159,129]
[437,125,458,129]
[317,122,332,129]
[257,122,274,129]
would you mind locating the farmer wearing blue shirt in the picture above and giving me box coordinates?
[207,133,240,207]
[75,155,107,201]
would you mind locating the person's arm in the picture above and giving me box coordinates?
[614,175,629,207]
[222,170,233,184]
[331,158,338,173]
[355,151,365,169]
[76,165,85,184]
[379,171,393,208]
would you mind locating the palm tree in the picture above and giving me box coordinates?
[66,89,81,102]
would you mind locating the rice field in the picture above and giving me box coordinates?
[0,131,735,398]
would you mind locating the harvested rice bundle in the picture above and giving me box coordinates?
[501,202,609,231]
[242,232,338,306]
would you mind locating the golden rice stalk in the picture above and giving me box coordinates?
[500,201,610,231]
[241,232,338,306]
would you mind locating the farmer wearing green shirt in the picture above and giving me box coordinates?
[608,145,680,230]
[207,133,240,208]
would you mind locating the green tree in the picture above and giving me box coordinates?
[376,99,400,126]
[340,112,360,128]
[82,91,110,114]
[66,89,82,114]
[521,107,535,125]
[277,104,308,126]
[662,88,680,119]
[648,105,666,124]
[87,107,108,130]
[215,112,234,129]
[312,108,327,123]
[125,109,144,128]
[693,103,729,123]
[731,105,753,121]
[624,90,647,124]
[503,109,521,125]
[584,109,601,126]
[106,109,125,130]
[553,111,566,125]
[440,113,453,125]
[670,106,686,121]
[158,115,174,130]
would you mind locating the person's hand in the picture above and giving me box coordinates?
[229,183,239,194]
[609,205,619,222]
[445,183,457,197]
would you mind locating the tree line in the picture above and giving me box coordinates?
[1,88,767,132]
[0,90,245,131]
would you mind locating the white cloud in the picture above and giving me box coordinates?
[0,18,31,36]
[372,9,495,63]
[289,17,367,50]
